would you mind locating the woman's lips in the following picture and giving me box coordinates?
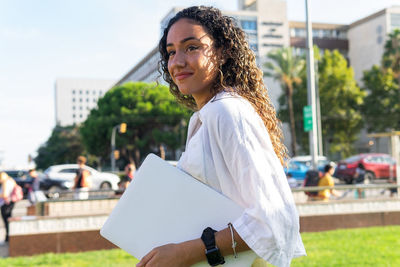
[175,72,193,81]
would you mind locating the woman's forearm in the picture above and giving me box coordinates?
[179,226,250,266]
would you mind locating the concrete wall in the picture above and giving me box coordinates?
[7,197,400,257]
[348,13,387,85]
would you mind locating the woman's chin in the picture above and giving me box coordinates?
[178,88,191,95]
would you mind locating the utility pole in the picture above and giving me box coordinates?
[315,62,324,156]
[111,123,127,172]
[305,0,318,169]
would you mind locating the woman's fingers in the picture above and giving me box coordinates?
[136,249,156,267]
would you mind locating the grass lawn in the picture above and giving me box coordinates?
[1,226,399,267]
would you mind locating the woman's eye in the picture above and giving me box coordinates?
[167,50,175,57]
[187,45,199,52]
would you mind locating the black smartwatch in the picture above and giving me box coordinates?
[201,227,225,266]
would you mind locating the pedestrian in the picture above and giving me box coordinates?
[318,165,340,201]
[388,174,398,197]
[354,163,366,199]
[27,169,47,204]
[0,172,17,242]
[287,173,298,188]
[118,163,136,190]
[72,156,91,200]
[137,6,305,267]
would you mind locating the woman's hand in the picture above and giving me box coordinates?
[136,243,190,267]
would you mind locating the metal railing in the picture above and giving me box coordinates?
[39,188,121,201]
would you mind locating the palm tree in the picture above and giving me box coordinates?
[264,47,305,156]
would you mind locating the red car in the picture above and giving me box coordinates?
[334,153,397,184]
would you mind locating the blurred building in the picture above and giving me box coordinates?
[55,78,115,126]
[348,6,400,83]
[114,0,400,155]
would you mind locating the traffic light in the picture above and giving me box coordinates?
[119,123,127,133]
[113,150,120,160]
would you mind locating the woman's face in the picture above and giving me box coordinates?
[166,18,220,108]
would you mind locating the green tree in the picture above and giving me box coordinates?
[265,47,305,156]
[279,49,365,158]
[317,50,365,158]
[80,82,191,168]
[382,29,400,81]
[362,66,400,133]
[34,126,85,170]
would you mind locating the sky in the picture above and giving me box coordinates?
[1,0,399,169]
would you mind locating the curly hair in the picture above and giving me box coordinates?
[158,6,288,164]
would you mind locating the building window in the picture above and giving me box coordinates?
[391,14,400,30]
[293,28,306,38]
[262,22,283,26]
[249,43,258,52]
[263,34,283,39]
[246,32,258,42]
[87,98,89,102]
[241,20,257,31]
[80,106,82,110]
[262,43,283,47]
[86,90,89,94]
[377,36,383,44]
[72,90,75,94]
[80,98,82,102]
[93,98,97,103]
[376,25,383,34]
[73,114,76,118]
[72,98,75,102]
[80,114,83,118]
[79,90,82,94]
[72,106,75,110]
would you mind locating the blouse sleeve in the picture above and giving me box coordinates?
[204,100,305,267]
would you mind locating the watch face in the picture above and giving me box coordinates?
[206,247,225,266]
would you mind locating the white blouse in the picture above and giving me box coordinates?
[177,91,306,267]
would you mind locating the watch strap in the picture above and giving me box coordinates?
[201,227,217,250]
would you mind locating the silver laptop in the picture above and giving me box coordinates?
[101,153,257,266]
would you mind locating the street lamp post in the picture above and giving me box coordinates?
[111,125,118,172]
[111,123,127,172]
[305,0,319,170]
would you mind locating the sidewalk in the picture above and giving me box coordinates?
[0,200,30,258]
[0,241,8,257]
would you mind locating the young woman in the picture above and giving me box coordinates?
[72,156,91,200]
[137,6,306,267]
[0,172,17,242]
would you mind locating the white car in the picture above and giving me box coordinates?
[44,164,120,190]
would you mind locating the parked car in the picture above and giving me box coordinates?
[4,170,71,198]
[285,155,333,181]
[334,153,397,184]
[43,164,120,191]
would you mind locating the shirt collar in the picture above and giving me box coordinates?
[197,90,238,122]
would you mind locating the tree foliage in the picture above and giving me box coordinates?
[278,48,365,158]
[362,29,400,132]
[382,29,400,80]
[80,82,191,167]
[317,50,365,157]
[265,47,305,156]
[34,126,85,170]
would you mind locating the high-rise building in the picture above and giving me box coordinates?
[55,78,115,126]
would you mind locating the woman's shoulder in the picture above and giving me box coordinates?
[200,91,253,121]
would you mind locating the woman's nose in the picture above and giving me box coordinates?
[170,50,186,68]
